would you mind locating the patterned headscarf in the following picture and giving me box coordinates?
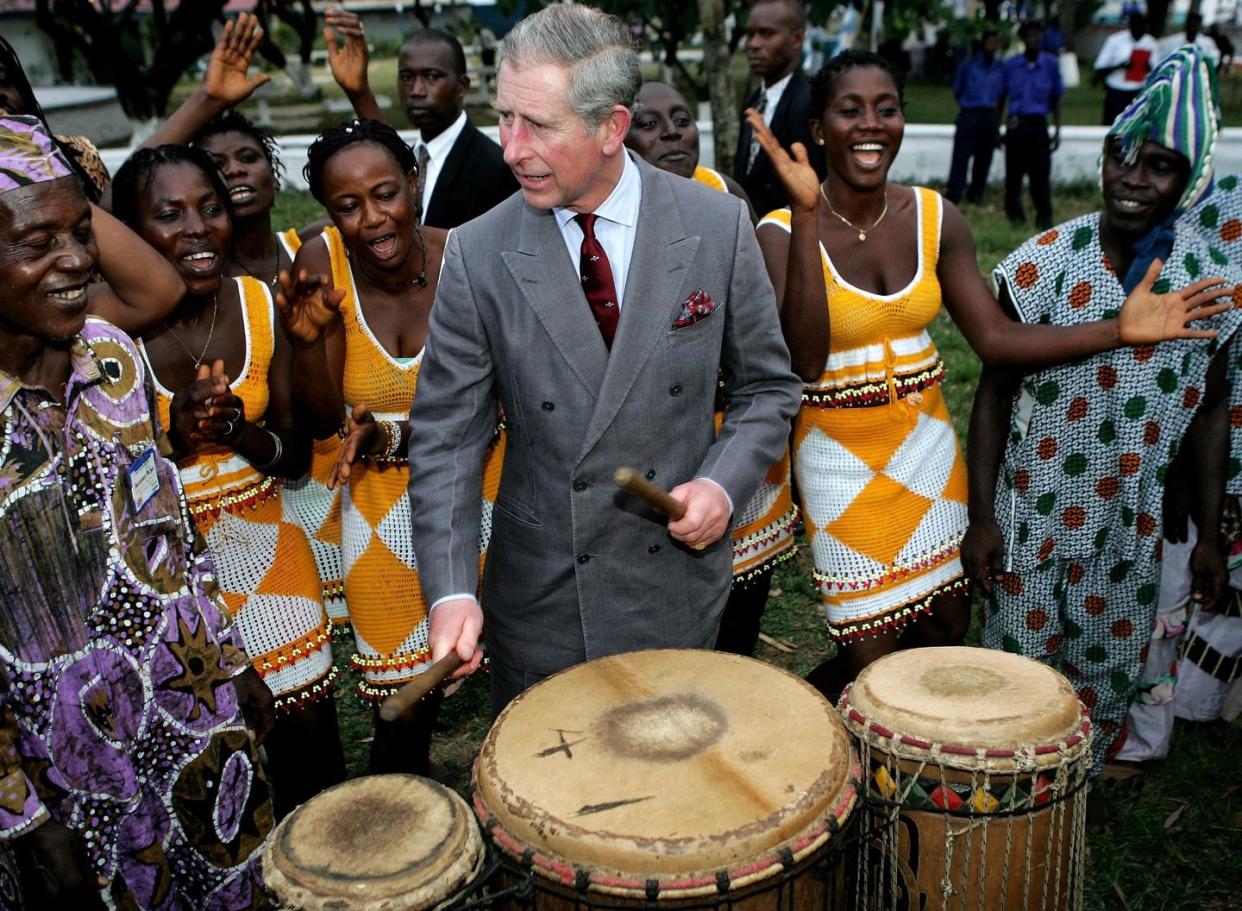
[1104,45,1220,215]
[0,115,75,194]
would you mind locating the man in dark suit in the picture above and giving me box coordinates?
[324,14,515,228]
[733,0,826,218]
[408,5,800,714]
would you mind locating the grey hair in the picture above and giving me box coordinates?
[500,4,641,127]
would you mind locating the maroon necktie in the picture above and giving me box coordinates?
[574,213,619,349]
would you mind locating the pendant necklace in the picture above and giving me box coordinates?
[164,294,219,368]
[820,183,889,242]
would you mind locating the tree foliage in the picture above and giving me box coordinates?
[35,0,230,120]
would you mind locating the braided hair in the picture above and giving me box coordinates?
[194,108,286,187]
[810,50,905,117]
[111,145,235,233]
[303,118,418,204]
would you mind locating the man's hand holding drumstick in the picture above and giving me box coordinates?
[425,474,729,682]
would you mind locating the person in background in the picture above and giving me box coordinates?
[1094,12,1159,125]
[324,9,516,229]
[734,0,826,218]
[113,146,345,818]
[999,20,1063,229]
[0,115,274,911]
[143,14,348,631]
[1158,12,1221,68]
[1205,24,1234,71]
[964,48,1239,773]
[624,80,796,656]
[945,28,1004,206]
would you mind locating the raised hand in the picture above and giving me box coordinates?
[324,7,370,96]
[275,269,345,345]
[1118,259,1238,344]
[330,403,379,488]
[202,12,271,107]
[744,107,820,214]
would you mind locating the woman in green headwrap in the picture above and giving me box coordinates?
[962,46,1240,772]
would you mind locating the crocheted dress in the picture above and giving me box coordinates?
[693,166,799,583]
[760,187,969,639]
[143,277,335,712]
[277,228,348,629]
[322,227,505,699]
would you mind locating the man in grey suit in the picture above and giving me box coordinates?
[408,4,801,713]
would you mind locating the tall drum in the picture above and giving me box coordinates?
[473,649,860,910]
[263,774,485,911]
[840,647,1092,911]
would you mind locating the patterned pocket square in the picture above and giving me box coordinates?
[673,289,716,329]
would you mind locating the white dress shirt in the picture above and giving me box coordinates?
[551,150,642,309]
[762,71,794,125]
[418,110,469,212]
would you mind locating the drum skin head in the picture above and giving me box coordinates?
[846,646,1083,754]
[263,774,483,911]
[474,649,856,885]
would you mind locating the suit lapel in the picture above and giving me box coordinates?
[580,161,699,461]
[501,202,609,397]
[425,123,472,225]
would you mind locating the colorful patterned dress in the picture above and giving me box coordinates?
[277,229,349,630]
[1121,174,1242,758]
[983,212,1242,766]
[322,227,504,699]
[694,167,799,585]
[760,188,969,640]
[0,319,272,910]
[141,277,336,712]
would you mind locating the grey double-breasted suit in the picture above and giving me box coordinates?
[407,153,800,687]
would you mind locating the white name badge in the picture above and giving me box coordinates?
[128,446,161,512]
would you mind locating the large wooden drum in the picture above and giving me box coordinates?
[473,649,860,910]
[263,774,485,910]
[840,647,1092,911]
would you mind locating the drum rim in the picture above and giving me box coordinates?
[471,751,861,901]
[839,685,1093,772]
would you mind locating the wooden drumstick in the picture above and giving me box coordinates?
[378,651,464,722]
[613,466,687,520]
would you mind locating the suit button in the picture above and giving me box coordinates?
[648,544,660,554]
[669,384,682,396]
[542,401,555,412]
[645,469,656,480]
[577,554,591,565]
[573,480,589,492]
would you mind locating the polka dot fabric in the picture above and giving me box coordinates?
[992,212,1242,569]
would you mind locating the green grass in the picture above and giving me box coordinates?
[271,186,1241,911]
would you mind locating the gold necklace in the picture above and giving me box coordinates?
[819,183,889,242]
[164,294,218,368]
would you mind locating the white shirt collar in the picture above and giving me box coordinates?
[421,109,468,161]
[553,150,642,230]
[765,70,794,104]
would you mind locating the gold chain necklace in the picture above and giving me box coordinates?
[164,294,218,368]
[819,183,889,242]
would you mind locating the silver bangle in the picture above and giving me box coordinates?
[379,420,402,460]
[257,430,283,471]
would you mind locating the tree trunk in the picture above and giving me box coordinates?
[699,0,738,175]
[1147,0,1172,36]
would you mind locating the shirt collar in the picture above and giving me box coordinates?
[765,70,794,101]
[421,110,469,161]
[0,334,104,413]
[553,150,642,231]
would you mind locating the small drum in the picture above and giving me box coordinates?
[840,647,1092,911]
[263,774,485,910]
[473,649,860,910]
